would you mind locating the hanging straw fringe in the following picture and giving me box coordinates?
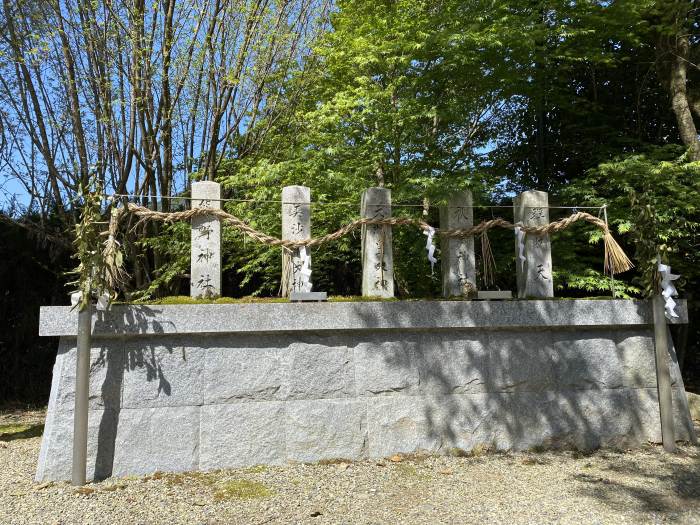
[480,231,496,287]
[603,229,634,275]
[106,203,634,279]
[280,247,294,297]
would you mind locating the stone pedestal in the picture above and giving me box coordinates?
[35,300,695,481]
[513,190,553,298]
[440,191,476,297]
[361,188,394,297]
[282,186,312,296]
[190,181,222,298]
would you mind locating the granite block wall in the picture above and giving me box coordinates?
[36,300,696,481]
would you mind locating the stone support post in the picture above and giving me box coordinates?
[513,190,554,298]
[440,191,476,297]
[361,187,394,297]
[282,186,312,296]
[190,181,222,298]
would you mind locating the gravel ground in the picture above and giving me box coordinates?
[2,408,699,525]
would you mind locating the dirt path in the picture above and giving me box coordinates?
[2,408,699,524]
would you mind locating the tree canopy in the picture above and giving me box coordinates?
[0,0,698,299]
[3,0,700,401]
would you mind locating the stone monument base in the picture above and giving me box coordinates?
[36,300,695,481]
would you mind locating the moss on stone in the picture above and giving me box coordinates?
[327,296,402,302]
[128,295,406,305]
[122,294,619,305]
[130,296,289,305]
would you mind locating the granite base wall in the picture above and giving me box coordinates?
[36,300,696,481]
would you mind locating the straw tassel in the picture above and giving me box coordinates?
[480,231,496,287]
[101,205,130,292]
[603,228,634,275]
[281,246,294,297]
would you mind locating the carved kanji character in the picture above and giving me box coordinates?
[198,224,213,240]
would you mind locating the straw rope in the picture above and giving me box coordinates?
[105,202,634,278]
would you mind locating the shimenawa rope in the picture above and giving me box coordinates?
[103,202,634,290]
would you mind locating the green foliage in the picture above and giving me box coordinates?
[214,0,521,297]
[488,0,672,194]
[122,0,698,303]
[563,145,700,297]
[130,222,191,301]
[69,179,110,311]
[300,0,498,194]
[553,269,639,299]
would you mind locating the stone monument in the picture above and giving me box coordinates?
[282,185,312,296]
[513,190,553,298]
[190,181,222,298]
[440,190,476,297]
[361,187,394,297]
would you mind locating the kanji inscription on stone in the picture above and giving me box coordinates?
[439,191,476,297]
[190,181,222,298]
[513,190,553,298]
[361,187,394,297]
[282,186,312,296]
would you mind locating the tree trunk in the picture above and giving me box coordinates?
[655,9,700,161]
[668,36,700,160]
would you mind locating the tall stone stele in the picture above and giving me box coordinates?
[281,185,312,297]
[190,181,222,298]
[361,187,394,298]
[513,190,554,298]
[440,190,476,297]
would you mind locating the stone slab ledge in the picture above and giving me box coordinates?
[39,299,688,337]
